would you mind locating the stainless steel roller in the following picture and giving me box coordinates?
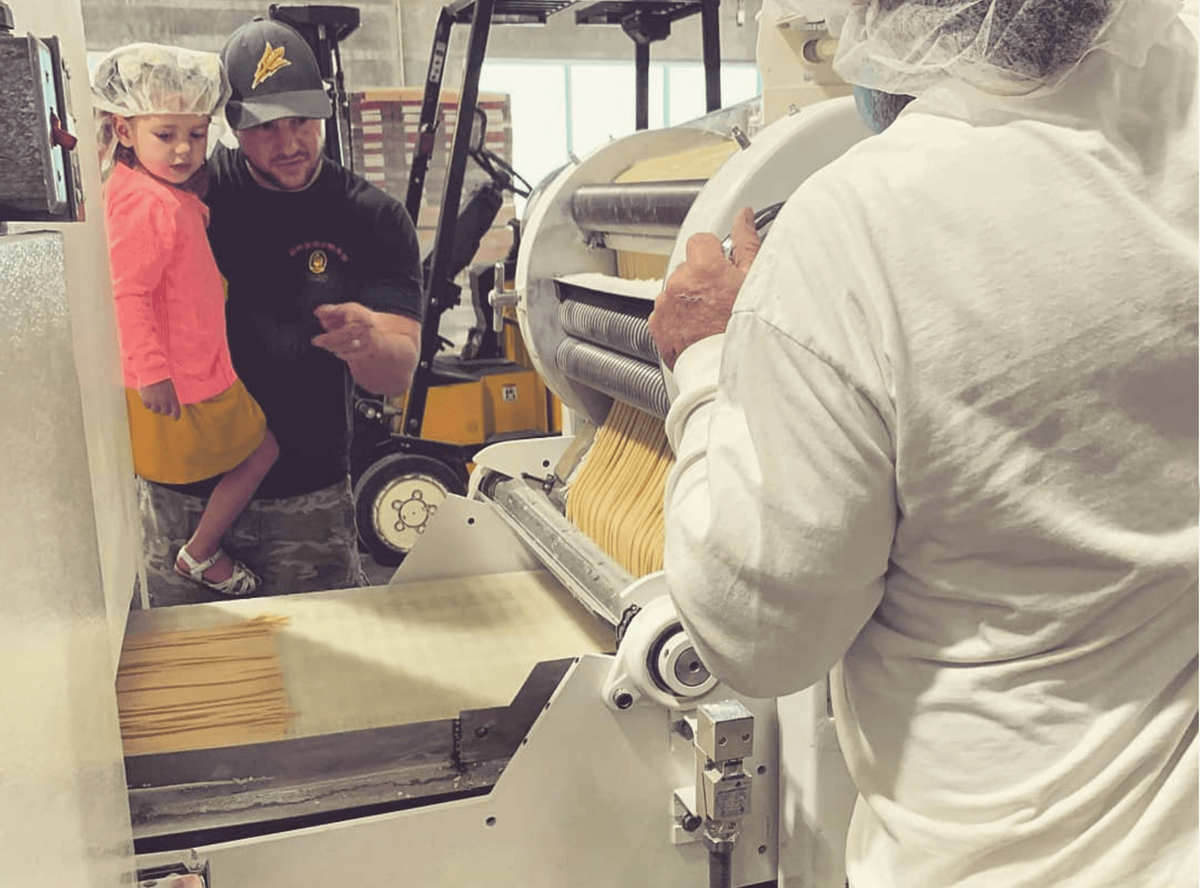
[484,474,632,627]
[554,338,670,420]
[570,181,705,236]
[558,299,659,365]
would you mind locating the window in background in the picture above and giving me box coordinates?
[477,60,571,205]
[665,64,762,125]
[565,62,667,156]
[479,59,760,213]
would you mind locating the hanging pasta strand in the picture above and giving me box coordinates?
[566,401,675,577]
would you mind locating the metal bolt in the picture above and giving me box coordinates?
[675,718,694,741]
[613,690,634,710]
[474,725,489,738]
[681,814,702,832]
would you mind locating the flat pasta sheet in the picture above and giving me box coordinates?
[117,615,290,756]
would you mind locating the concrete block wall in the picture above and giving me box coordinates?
[78,1,762,96]
[400,1,762,88]
[80,0,404,89]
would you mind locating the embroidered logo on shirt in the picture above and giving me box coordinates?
[252,43,291,89]
[289,240,349,263]
[308,250,328,275]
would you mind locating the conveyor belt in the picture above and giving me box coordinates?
[122,573,613,742]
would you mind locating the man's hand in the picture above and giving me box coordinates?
[649,207,762,370]
[312,302,378,360]
[139,378,180,420]
[312,302,421,396]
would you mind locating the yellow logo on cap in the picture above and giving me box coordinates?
[309,250,327,275]
[252,42,291,89]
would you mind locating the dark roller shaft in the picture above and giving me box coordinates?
[571,181,705,235]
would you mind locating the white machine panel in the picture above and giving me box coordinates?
[137,656,780,888]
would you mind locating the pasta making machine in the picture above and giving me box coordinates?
[463,92,872,888]
[8,1,880,885]
[130,95,871,888]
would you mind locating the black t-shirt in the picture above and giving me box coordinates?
[167,146,423,499]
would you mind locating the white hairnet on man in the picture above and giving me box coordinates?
[649,0,1197,885]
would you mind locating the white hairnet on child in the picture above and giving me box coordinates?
[823,0,1183,97]
[92,43,230,177]
[92,43,229,118]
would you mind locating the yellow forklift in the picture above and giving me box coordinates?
[286,0,724,566]
[277,4,562,566]
[348,114,560,566]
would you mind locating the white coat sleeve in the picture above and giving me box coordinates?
[663,298,897,700]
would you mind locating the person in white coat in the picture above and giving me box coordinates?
[649,1,1198,886]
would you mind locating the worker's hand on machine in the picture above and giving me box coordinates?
[311,302,381,362]
[649,207,761,371]
[139,378,181,420]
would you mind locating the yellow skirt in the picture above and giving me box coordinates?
[126,380,267,485]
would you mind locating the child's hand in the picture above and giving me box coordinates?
[140,379,181,420]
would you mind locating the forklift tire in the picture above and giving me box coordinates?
[354,453,467,566]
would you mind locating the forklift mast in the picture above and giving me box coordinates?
[266,1,726,566]
[268,3,361,168]
[403,0,723,441]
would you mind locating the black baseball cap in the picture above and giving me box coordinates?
[222,18,332,130]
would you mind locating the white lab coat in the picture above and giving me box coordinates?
[663,9,1199,888]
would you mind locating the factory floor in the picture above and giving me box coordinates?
[361,552,396,587]
[127,552,398,612]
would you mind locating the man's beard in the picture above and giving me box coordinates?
[247,154,322,191]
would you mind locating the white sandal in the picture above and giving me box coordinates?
[175,545,261,597]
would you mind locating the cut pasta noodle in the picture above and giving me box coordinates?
[116,614,292,756]
[564,142,735,577]
[566,400,675,577]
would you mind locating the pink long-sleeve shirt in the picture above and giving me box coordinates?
[104,162,237,405]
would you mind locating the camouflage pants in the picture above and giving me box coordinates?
[137,477,365,607]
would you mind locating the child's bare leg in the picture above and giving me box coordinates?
[179,431,279,582]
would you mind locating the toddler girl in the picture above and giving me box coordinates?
[93,43,278,597]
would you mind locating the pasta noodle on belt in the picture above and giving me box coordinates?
[116,614,292,756]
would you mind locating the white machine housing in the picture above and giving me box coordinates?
[478,93,873,887]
